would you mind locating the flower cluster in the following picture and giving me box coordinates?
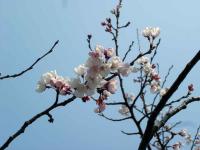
[136,56,167,96]
[36,70,71,95]
[178,129,192,144]
[142,27,160,39]
[171,129,192,150]
[101,18,112,32]
[172,142,182,150]
[118,93,135,116]
[36,45,137,113]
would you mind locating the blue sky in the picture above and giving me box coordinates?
[0,0,200,149]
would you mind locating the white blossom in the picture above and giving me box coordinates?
[150,27,160,38]
[111,56,122,70]
[143,63,153,74]
[136,56,149,65]
[150,81,160,93]
[35,81,46,92]
[36,70,71,95]
[172,142,182,150]
[104,48,115,58]
[142,27,160,38]
[118,63,134,77]
[119,105,130,116]
[160,88,167,96]
[103,90,111,97]
[99,63,112,77]
[107,79,118,94]
[142,27,151,37]
[74,64,86,76]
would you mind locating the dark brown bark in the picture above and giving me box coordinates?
[138,50,200,150]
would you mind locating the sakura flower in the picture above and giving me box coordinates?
[150,27,160,38]
[70,77,95,98]
[35,81,46,92]
[70,78,86,97]
[99,63,112,77]
[81,96,90,102]
[104,48,115,59]
[142,27,151,37]
[74,64,86,76]
[89,45,104,58]
[59,85,71,95]
[85,57,103,69]
[136,56,149,65]
[143,63,153,74]
[94,99,106,113]
[172,142,182,150]
[111,56,122,70]
[152,74,160,81]
[142,27,160,39]
[41,70,57,85]
[150,81,160,93]
[118,105,130,116]
[74,84,87,98]
[195,140,200,145]
[36,70,71,95]
[86,74,102,89]
[125,93,135,104]
[195,146,200,150]
[102,90,111,98]
[118,63,134,77]
[107,79,118,94]
[160,88,168,96]
[179,129,188,137]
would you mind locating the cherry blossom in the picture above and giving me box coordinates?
[142,27,160,39]
[74,64,86,76]
[36,70,71,95]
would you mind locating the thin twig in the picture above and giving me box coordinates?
[122,41,134,61]
[99,113,131,122]
[130,39,161,66]
[121,130,139,135]
[191,125,200,150]
[151,65,174,111]
[0,95,76,150]
[0,40,59,80]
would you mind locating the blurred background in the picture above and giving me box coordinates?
[0,0,200,149]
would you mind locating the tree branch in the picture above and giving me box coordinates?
[99,113,131,122]
[0,95,76,150]
[0,40,59,80]
[139,50,200,150]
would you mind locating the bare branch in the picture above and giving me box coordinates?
[130,39,161,66]
[139,50,200,150]
[87,34,93,51]
[0,40,59,80]
[191,125,200,150]
[98,113,131,122]
[121,130,139,135]
[106,102,126,105]
[0,95,76,150]
[122,41,134,61]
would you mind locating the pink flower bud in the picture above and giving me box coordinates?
[188,84,194,92]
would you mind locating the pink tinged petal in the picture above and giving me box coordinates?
[60,85,71,95]
[54,80,64,89]
[35,82,46,93]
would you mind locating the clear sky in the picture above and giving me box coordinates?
[0,0,200,149]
